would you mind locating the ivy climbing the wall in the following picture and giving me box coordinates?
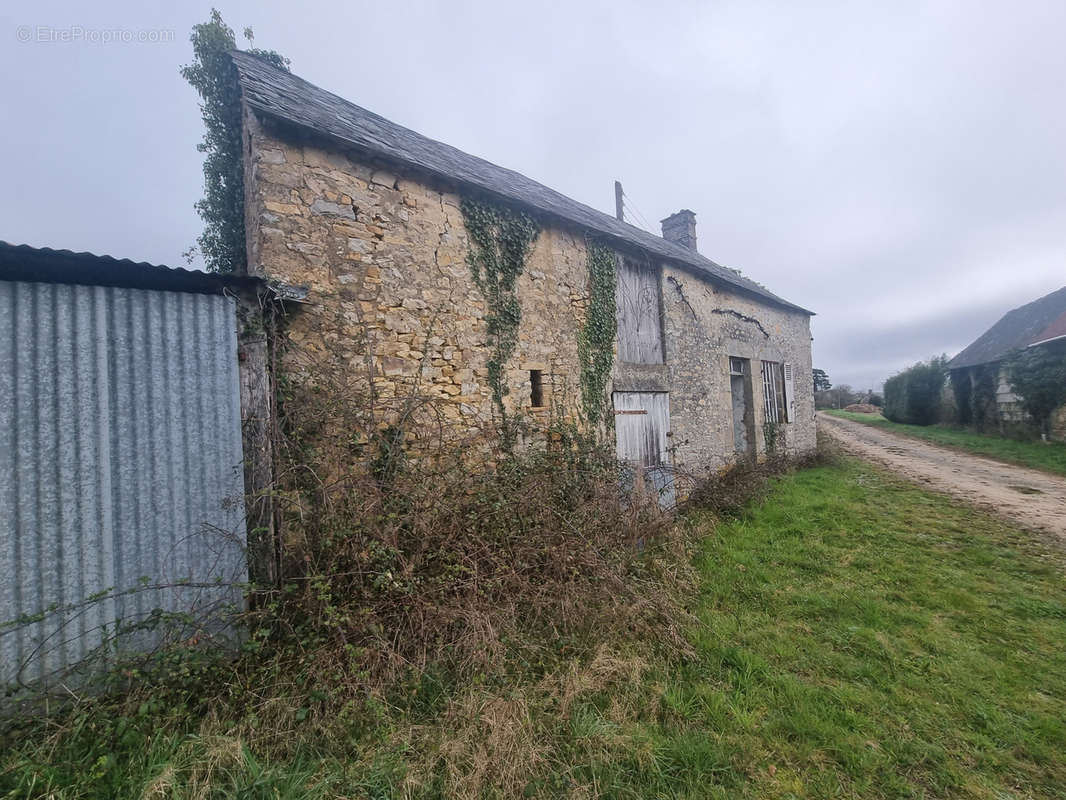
[578,241,617,428]
[181,12,288,273]
[460,198,540,437]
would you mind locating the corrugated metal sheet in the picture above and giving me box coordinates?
[0,281,246,690]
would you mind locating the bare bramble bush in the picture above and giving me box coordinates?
[682,449,829,518]
[253,340,695,707]
[3,328,826,795]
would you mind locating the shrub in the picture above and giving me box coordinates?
[1007,339,1066,438]
[181,12,288,272]
[950,368,973,425]
[683,450,825,517]
[262,424,691,689]
[951,363,1001,431]
[883,356,947,425]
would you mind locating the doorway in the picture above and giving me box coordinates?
[729,357,756,459]
[612,391,675,507]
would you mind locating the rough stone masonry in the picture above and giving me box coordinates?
[235,54,816,477]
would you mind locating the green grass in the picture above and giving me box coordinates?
[633,459,1066,798]
[825,408,1066,476]
[5,459,1066,798]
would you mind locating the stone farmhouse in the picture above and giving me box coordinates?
[948,286,1066,441]
[231,51,816,480]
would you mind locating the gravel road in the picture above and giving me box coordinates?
[818,412,1066,538]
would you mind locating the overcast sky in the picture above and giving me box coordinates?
[3,1,1064,389]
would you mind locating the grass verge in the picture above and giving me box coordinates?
[4,456,1066,798]
[825,408,1066,476]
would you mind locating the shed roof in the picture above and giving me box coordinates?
[230,51,812,316]
[949,285,1066,369]
[0,241,262,295]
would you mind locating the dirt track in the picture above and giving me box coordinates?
[818,412,1066,538]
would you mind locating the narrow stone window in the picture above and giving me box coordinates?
[529,370,545,408]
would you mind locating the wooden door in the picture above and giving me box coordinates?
[613,391,674,506]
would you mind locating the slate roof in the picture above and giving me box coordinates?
[949,286,1066,369]
[0,241,262,295]
[230,51,812,316]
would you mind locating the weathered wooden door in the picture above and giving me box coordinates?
[613,391,674,506]
[729,357,755,458]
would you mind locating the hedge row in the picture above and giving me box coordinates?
[883,356,948,426]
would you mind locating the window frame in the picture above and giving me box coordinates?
[761,360,787,425]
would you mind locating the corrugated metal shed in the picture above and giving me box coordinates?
[0,241,262,295]
[0,251,248,691]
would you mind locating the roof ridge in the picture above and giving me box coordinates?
[949,284,1066,368]
[229,50,813,316]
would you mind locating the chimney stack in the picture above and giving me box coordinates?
[661,209,697,252]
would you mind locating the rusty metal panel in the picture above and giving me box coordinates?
[616,258,664,364]
[0,281,246,691]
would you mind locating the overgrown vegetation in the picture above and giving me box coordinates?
[181,10,288,272]
[1,343,693,795]
[7,454,1066,798]
[459,197,540,438]
[882,355,947,425]
[577,239,617,428]
[826,408,1066,476]
[1007,339,1066,438]
[951,362,1003,431]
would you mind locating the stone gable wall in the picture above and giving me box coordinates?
[243,113,590,455]
[242,109,816,468]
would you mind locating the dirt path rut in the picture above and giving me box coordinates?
[818,412,1066,538]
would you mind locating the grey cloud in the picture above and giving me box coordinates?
[2,0,1064,392]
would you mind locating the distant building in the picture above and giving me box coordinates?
[948,286,1066,440]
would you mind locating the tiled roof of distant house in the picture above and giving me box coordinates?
[1030,309,1066,347]
[949,286,1066,369]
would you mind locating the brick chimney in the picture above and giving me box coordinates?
[660,209,697,252]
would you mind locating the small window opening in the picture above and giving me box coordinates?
[529,370,545,408]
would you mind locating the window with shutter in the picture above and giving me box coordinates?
[761,361,787,424]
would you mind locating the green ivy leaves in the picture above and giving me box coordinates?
[578,242,617,429]
[460,198,540,436]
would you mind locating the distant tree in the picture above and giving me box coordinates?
[868,392,883,408]
[883,356,948,425]
[181,10,288,273]
[1006,340,1066,438]
[812,368,832,392]
[815,384,858,410]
